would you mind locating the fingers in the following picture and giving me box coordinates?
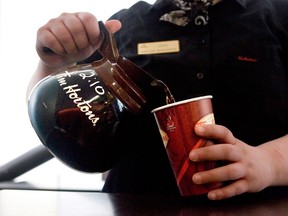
[207,180,249,200]
[75,12,100,45]
[193,161,245,183]
[191,156,250,200]
[189,124,272,200]
[37,12,100,56]
[189,143,242,162]
[194,124,237,144]
[36,12,123,67]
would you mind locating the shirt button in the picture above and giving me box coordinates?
[197,73,204,79]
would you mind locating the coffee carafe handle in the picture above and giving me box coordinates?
[97,21,119,63]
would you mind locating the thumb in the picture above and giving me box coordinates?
[105,20,122,34]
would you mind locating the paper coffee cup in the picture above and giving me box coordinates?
[152,95,220,196]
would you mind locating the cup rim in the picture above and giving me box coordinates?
[151,95,213,113]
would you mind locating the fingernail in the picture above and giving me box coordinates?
[192,174,201,184]
[208,192,217,200]
[194,125,205,134]
[189,151,198,162]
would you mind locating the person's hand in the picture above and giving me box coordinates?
[36,12,121,69]
[27,12,122,100]
[189,124,273,200]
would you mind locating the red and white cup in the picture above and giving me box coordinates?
[152,95,220,196]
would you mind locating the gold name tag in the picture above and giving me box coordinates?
[137,40,180,55]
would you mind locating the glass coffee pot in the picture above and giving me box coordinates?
[28,21,174,172]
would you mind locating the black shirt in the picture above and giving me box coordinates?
[88,0,288,194]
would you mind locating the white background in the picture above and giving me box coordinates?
[0,0,154,190]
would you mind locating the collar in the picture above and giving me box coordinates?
[159,0,223,26]
[153,0,246,10]
[154,0,247,26]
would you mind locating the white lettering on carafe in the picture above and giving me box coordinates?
[63,84,100,126]
[56,70,106,127]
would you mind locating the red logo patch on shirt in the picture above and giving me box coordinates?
[237,56,258,62]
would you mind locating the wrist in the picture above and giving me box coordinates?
[258,136,288,186]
